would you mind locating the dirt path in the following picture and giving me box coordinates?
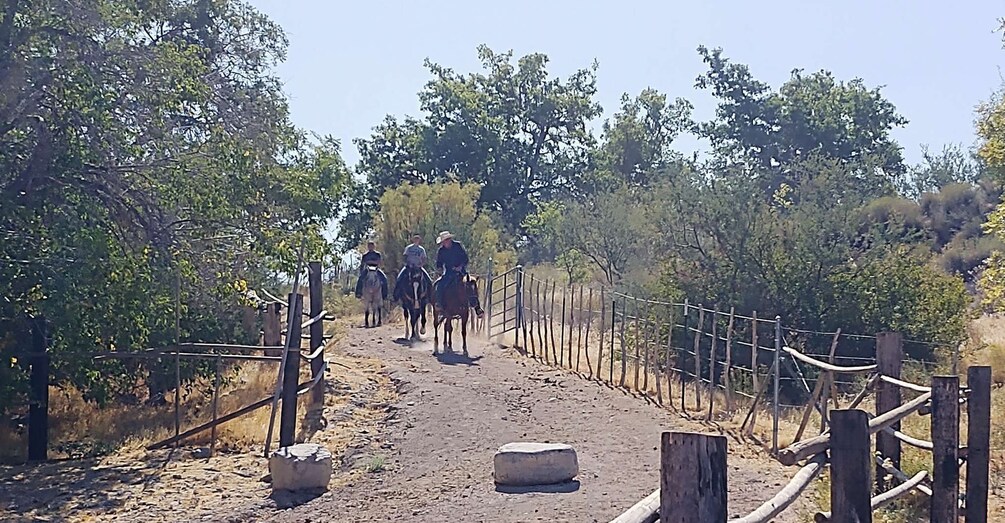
[280,324,816,523]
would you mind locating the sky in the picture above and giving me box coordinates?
[245,0,1005,168]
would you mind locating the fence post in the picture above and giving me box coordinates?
[27,316,49,462]
[772,316,781,455]
[875,332,903,491]
[724,307,734,413]
[966,365,991,523]
[931,375,960,523]
[660,431,728,523]
[681,299,689,413]
[263,302,282,357]
[279,293,304,448]
[597,289,606,378]
[830,409,872,523]
[694,305,704,411]
[748,310,758,433]
[308,261,325,425]
[484,259,494,337]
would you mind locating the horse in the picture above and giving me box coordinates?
[399,266,429,341]
[432,271,480,356]
[360,266,383,328]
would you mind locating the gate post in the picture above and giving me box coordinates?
[966,365,991,523]
[831,409,872,523]
[931,375,960,523]
[483,258,493,337]
[279,293,304,448]
[28,316,49,462]
[660,431,727,523]
[514,266,523,349]
[875,332,903,490]
[307,261,325,429]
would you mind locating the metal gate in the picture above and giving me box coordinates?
[483,265,523,340]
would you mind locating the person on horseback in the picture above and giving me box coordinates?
[355,240,388,300]
[393,234,432,300]
[434,231,484,318]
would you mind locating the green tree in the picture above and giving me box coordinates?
[371,182,515,279]
[0,0,348,408]
[595,88,694,187]
[695,46,908,195]
[346,45,603,245]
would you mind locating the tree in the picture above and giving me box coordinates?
[371,182,515,279]
[347,45,603,242]
[0,0,348,407]
[595,88,694,187]
[695,46,908,195]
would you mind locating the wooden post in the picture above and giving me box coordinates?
[966,365,991,523]
[584,287,593,376]
[875,332,903,491]
[549,281,558,364]
[749,311,759,429]
[619,297,628,387]
[724,307,734,412]
[527,276,537,358]
[665,307,675,406]
[27,317,49,461]
[634,297,642,391]
[653,318,663,404]
[483,258,494,337]
[538,279,546,362]
[706,305,719,421]
[559,287,567,367]
[520,269,529,352]
[660,431,728,523]
[643,304,652,393]
[772,316,781,455]
[694,305,704,411]
[279,293,304,448]
[211,353,221,457]
[830,409,872,523]
[931,375,960,523]
[308,261,324,416]
[681,299,689,413]
[609,299,616,384]
[263,303,282,357]
[597,290,606,378]
[576,285,585,373]
[568,285,575,369]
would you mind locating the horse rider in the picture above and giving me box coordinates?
[393,234,432,300]
[355,240,388,300]
[434,231,484,318]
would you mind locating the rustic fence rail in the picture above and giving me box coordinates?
[14,259,335,461]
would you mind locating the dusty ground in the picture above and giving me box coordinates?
[0,322,815,522]
[275,323,814,523]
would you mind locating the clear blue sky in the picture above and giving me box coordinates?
[247,0,1004,167]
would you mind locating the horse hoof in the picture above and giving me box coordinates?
[420,327,426,335]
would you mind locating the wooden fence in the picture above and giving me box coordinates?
[482,266,991,522]
[17,259,335,461]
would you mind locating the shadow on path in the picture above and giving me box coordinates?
[494,481,581,494]
[433,351,483,366]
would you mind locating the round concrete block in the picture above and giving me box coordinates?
[269,443,333,491]
[493,442,579,486]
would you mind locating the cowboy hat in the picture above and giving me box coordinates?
[436,231,454,244]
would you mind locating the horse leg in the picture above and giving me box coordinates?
[402,305,410,339]
[445,318,453,351]
[420,302,427,337]
[432,308,440,354]
[364,307,370,328]
[461,310,468,356]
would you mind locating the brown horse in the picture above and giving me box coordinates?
[432,272,479,356]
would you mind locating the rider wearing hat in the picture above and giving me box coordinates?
[434,231,484,318]
[355,240,388,300]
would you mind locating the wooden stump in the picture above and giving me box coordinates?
[660,431,727,523]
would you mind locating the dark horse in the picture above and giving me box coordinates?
[398,266,430,341]
[432,271,480,356]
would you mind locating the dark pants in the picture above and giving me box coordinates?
[355,267,388,299]
[395,266,431,300]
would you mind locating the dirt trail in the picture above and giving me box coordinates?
[280,323,816,523]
